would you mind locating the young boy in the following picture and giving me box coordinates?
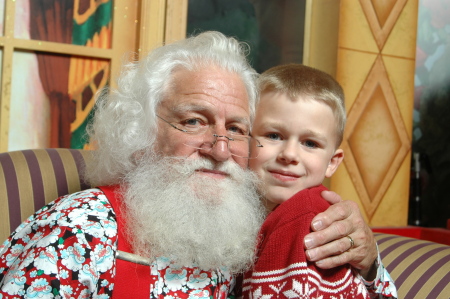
[242,64,370,298]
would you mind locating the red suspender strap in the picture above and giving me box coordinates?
[99,185,152,299]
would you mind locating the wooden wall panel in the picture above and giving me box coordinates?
[0,0,188,151]
[331,0,418,226]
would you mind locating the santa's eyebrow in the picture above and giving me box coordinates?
[171,105,250,127]
[170,104,209,113]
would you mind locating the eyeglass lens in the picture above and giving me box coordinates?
[182,134,259,158]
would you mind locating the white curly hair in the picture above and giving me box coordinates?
[85,31,259,186]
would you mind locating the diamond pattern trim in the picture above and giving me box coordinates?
[342,56,411,218]
[360,0,408,49]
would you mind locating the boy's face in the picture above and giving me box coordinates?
[250,91,343,210]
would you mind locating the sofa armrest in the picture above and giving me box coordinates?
[0,148,92,241]
[375,233,450,298]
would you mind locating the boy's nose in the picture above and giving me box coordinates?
[278,142,300,164]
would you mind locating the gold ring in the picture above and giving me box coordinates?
[346,235,355,249]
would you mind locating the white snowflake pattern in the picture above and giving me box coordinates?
[250,286,273,299]
[282,279,318,298]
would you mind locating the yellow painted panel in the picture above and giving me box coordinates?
[305,0,340,77]
[138,0,166,57]
[382,0,418,59]
[372,0,397,28]
[332,147,411,226]
[165,0,188,44]
[382,56,415,140]
[336,49,377,110]
[339,0,378,53]
[330,161,369,221]
[110,0,139,89]
[371,151,411,226]
[335,0,415,227]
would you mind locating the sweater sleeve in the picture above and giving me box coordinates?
[242,186,370,298]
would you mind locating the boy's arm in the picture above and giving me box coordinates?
[304,190,397,298]
[244,187,370,298]
[303,191,376,272]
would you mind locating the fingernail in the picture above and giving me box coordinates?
[306,249,315,260]
[312,220,323,231]
[304,237,314,249]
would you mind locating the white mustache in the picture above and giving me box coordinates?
[123,154,265,272]
[168,157,248,182]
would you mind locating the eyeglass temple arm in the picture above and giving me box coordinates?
[157,115,188,133]
[249,134,263,148]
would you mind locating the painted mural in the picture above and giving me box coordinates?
[9,0,112,150]
[411,0,450,227]
[187,0,305,73]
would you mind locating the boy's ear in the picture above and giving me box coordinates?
[325,149,344,178]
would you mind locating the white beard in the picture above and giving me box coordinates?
[121,154,265,273]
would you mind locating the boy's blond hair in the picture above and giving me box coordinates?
[258,64,346,147]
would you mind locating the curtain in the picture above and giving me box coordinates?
[29,0,75,148]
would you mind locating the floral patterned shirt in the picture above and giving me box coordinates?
[0,188,394,298]
[0,188,234,298]
[361,245,398,298]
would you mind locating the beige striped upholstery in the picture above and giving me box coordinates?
[0,148,93,241]
[375,233,450,299]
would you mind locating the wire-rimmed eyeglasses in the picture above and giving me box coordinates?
[157,115,263,159]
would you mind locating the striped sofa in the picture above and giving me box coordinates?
[375,233,450,298]
[1,148,449,298]
[0,148,92,242]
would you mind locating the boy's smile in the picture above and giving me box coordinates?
[250,91,344,211]
[269,169,300,181]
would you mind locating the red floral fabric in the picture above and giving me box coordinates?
[0,188,235,298]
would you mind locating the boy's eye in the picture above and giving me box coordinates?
[265,133,281,141]
[304,140,318,148]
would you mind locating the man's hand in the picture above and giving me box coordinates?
[304,190,378,280]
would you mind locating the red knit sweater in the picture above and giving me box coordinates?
[242,185,369,298]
